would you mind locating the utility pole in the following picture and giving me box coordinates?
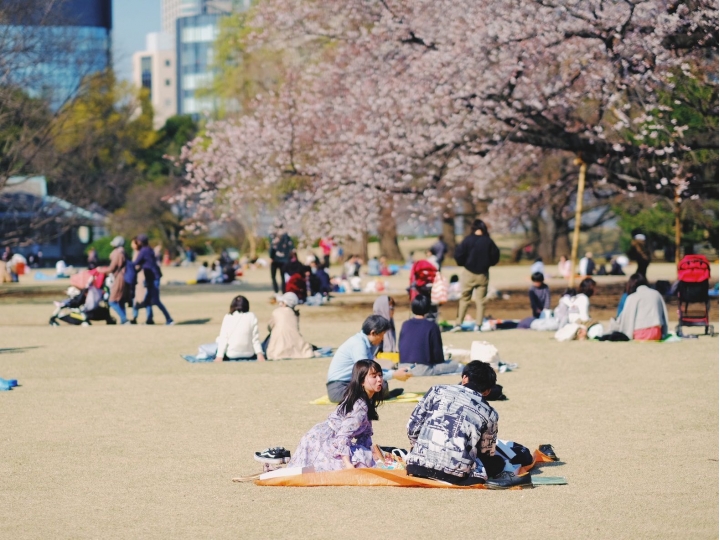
[568,156,587,288]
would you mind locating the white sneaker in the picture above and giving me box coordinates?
[449,325,463,333]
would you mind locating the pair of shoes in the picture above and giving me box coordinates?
[144,320,155,325]
[254,447,291,464]
[386,388,404,399]
[538,444,559,461]
[449,325,463,333]
[486,471,533,490]
[166,320,175,326]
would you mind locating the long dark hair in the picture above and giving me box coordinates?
[625,273,647,295]
[338,359,383,421]
[229,295,249,314]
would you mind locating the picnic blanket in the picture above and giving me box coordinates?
[0,378,19,391]
[310,392,425,405]
[255,447,561,488]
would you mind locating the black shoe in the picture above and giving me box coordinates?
[130,318,137,325]
[254,447,291,464]
[386,388,404,400]
[486,471,533,490]
[145,320,155,325]
[538,444,559,461]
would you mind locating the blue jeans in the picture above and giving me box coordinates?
[108,301,128,324]
[143,278,173,323]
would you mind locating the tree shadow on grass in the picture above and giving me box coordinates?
[175,319,212,325]
[0,346,41,354]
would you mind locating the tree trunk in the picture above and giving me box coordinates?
[553,217,571,261]
[345,232,369,262]
[442,212,457,258]
[377,201,404,261]
[674,190,682,265]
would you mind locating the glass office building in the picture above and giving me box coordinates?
[1,0,112,109]
[176,12,222,116]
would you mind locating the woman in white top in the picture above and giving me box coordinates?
[214,295,265,362]
[567,278,596,324]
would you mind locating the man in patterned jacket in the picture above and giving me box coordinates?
[405,361,530,489]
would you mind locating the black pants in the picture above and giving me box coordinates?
[406,454,506,485]
[270,261,285,293]
[636,260,649,277]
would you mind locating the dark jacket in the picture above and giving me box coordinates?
[399,318,444,366]
[269,234,294,264]
[454,234,500,275]
[133,246,162,280]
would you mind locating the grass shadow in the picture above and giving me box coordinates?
[0,346,41,354]
[176,318,212,325]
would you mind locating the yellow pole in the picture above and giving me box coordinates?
[674,188,682,266]
[569,158,587,288]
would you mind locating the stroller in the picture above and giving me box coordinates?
[49,269,116,326]
[675,254,714,337]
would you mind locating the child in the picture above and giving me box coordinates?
[448,274,461,301]
[287,360,385,471]
[529,272,551,318]
[517,272,550,329]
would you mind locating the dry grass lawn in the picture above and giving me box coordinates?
[0,263,717,539]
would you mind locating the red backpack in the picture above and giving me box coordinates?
[677,255,711,283]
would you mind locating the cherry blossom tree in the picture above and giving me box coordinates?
[176,0,717,250]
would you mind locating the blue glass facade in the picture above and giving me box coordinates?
[176,13,222,116]
[1,0,112,109]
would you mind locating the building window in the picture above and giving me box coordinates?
[140,56,153,99]
[165,79,171,86]
[165,59,171,67]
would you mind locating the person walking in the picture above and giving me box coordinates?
[269,226,294,293]
[99,236,129,324]
[451,219,500,332]
[627,234,651,277]
[430,235,448,270]
[133,234,174,325]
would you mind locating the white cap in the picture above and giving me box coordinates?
[634,234,646,240]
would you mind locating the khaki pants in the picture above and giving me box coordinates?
[456,269,489,326]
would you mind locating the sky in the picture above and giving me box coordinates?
[113,0,162,81]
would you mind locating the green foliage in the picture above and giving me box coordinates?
[614,196,718,252]
[85,236,122,261]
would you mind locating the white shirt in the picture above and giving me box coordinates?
[215,312,263,359]
[568,294,590,323]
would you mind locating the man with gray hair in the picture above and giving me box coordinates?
[326,314,411,402]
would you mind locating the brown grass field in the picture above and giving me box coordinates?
[1,262,717,539]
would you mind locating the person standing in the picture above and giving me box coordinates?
[430,235,448,270]
[451,219,500,331]
[628,234,651,277]
[269,226,294,293]
[133,234,174,325]
[319,237,334,268]
[99,236,128,324]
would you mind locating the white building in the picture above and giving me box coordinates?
[132,33,177,128]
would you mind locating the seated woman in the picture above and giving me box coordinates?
[181,295,265,362]
[610,274,669,341]
[287,360,385,471]
[567,278,596,324]
[372,295,397,353]
[399,295,463,376]
[266,292,314,359]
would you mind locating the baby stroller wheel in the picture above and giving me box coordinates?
[675,324,683,337]
[707,325,715,337]
[49,317,60,326]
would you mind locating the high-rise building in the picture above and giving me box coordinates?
[132,33,177,128]
[162,0,244,39]
[0,0,112,109]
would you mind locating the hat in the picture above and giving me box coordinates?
[279,292,299,308]
[110,236,125,248]
[634,234,646,241]
[136,234,149,243]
